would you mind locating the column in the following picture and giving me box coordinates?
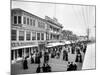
[35,31,37,40]
[31,47,33,54]
[21,16,23,25]
[22,48,24,58]
[25,31,26,41]
[14,50,17,62]
[13,50,15,61]
[31,32,32,41]
[17,49,19,59]
[29,48,31,58]
[24,48,26,58]
[49,33,51,40]
[17,30,19,41]
[30,48,32,55]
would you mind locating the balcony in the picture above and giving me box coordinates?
[49,30,60,35]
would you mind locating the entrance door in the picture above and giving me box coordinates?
[15,50,17,59]
[18,49,22,57]
[39,44,45,51]
[11,50,14,60]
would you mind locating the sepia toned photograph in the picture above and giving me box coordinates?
[11,0,96,75]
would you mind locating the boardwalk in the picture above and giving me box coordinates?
[11,44,86,75]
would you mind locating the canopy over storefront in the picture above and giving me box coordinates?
[45,42,65,48]
[45,40,73,48]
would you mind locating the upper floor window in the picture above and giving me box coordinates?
[26,32,31,40]
[41,33,44,40]
[38,21,45,29]
[46,33,49,40]
[32,32,36,40]
[33,19,35,26]
[23,17,26,24]
[37,33,40,40]
[18,16,21,24]
[11,30,17,41]
[30,19,32,26]
[14,16,17,24]
[27,18,29,25]
[19,31,24,41]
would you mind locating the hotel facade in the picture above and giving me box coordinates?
[11,8,63,63]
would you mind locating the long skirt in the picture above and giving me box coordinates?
[31,57,34,64]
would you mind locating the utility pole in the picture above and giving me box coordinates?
[87,28,90,41]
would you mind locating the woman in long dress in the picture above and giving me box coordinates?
[23,58,28,69]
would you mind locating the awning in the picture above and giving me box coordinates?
[11,44,38,50]
[46,42,65,48]
[61,40,71,44]
[65,41,71,44]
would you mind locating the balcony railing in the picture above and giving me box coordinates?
[49,30,60,34]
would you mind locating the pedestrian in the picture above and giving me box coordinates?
[31,55,34,64]
[46,53,49,62]
[23,58,28,70]
[36,64,41,73]
[42,63,46,72]
[63,50,66,61]
[83,44,87,53]
[44,52,47,63]
[79,53,82,63]
[39,51,42,58]
[33,53,36,64]
[69,62,74,71]
[75,53,79,62]
[72,46,75,54]
[73,63,77,70]
[67,62,71,71]
[46,64,51,72]
[36,53,41,64]
[35,53,38,64]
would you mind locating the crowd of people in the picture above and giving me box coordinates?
[22,41,87,73]
[67,62,77,71]
[36,63,51,73]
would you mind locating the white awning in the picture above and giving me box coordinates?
[11,45,38,50]
[46,42,65,48]
[62,40,71,44]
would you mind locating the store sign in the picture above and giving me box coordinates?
[11,42,37,47]
[38,41,45,44]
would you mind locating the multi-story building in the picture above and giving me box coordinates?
[11,8,63,63]
[45,16,63,43]
[11,8,48,63]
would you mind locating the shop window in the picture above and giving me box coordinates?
[15,50,17,59]
[18,49,22,57]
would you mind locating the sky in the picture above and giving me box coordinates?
[12,0,95,36]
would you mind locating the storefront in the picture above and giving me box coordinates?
[38,41,46,51]
[11,41,38,63]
